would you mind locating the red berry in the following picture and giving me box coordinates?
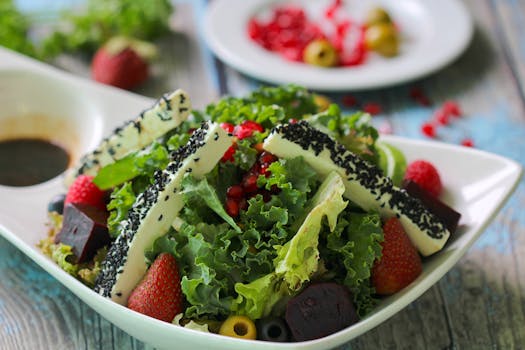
[409,87,431,106]
[421,122,436,138]
[434,109,450,125]
[341,95,357,107]
[259,151,277,165]
[226,184,244,199]
[404,160,443,197]
[91,39,149,90]
[220,122,235,133]
[288,118,298,124]
[242,173,259,193]
[221,145,236,162]
[127,253,184,322]
[225,198,240,217]
[371,217,422,295]
[442,100,461,117]
[234,120,264,140]
[65,175,107,211]
[363,102,382,116]
[461,138,474,147]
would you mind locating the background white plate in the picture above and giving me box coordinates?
[203,0,473,91]
[0,47,521,350]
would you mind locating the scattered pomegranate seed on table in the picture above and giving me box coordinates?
[421,122,437,138]
[363,102,382,115]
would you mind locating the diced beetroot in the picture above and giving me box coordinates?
[285,282,358,341]
[55,203,111,263]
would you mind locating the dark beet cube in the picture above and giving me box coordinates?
[402,179,461,234]
[285,282,358,341]
[55,203,111,263]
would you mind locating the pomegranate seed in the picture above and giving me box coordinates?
[434,110,450,125]
[187,128,196,135]
[409,87,432,106]
[288,118,298,124]
[341,95,357,107]
[242,173,259,193]
[221,145,236,162]
[260,164,271,177]
[259,151,277,165]
[421,122,437,138]
[461,138,474,147]
[226,185,244,199]
[270,184,281,194]
[259,189,272,202]
[363,102,382,115]
[225,198,239,217]
[442,100,461,117]
[220,122,235,133]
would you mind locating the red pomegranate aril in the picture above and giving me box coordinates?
[225,198,240,217]
[227,185,244,199]
[342,95,357,107]
[221,145,236,162]
[270,184,281,194]
[259,189,272,203]
[220,122,235,133]
[409,87,432,106]
[442,101,461,117]
[288,118,298,124]
[259,152,277,165]
[434,110,450,125]
[260,164,272,177]
[421,122,436,138]
[242,173,259,193]
[461,138,474,147]
[363,102,382,116]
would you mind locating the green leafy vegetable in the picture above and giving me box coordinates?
[0,0,39,58]
[41,0,174,58]
[51,243,79,276]
[306,104,379,163]
[94,142,169,190]
[106,182,136,238]
[180,175,241,232]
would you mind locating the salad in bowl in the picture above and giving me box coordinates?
[40,85,460,342]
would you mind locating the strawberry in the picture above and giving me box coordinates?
[371,217,422,295]
[64,175,106,211]
[404,160,443,197]
[91,36,156,90]
[127,253,184,322]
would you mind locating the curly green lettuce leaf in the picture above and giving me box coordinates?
[180,175,241,232]
[106,182,136,238]
[274,171,348,291]
[232,273,289,320]
[321,211,383,316]
[51,243,79,276]
[306,105,379,163]
[0,0,39,58]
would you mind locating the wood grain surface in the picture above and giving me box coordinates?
[1,0,525,349]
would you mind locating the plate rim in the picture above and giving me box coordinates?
[203,0,474,91]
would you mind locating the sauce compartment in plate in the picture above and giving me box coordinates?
[0,69,104,187]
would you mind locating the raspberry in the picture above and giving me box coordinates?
[65,175,106,210]
[404,160,443,197]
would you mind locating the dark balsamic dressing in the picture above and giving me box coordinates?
[0,138,70,186]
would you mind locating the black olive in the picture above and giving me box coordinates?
[47,193,66,214]
[256,316,290,342]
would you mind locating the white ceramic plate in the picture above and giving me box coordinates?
[203,0,473,91]
[0,47,521,350]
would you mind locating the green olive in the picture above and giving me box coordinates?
[302,39,338,67]
[365,23,399,57]
[365,7,392,27]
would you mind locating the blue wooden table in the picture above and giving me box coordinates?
[1,0,525,349]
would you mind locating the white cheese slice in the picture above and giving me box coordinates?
[68,89,191,184]
[94,122,232,304]
[263,122,450,256]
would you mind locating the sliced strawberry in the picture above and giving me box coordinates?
[127,253,184,322]
[65,175,107,211]
[371,217,423,295]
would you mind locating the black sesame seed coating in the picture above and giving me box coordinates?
[93,121,214,298]
[74,90,190,177]
[271,121,447,239]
